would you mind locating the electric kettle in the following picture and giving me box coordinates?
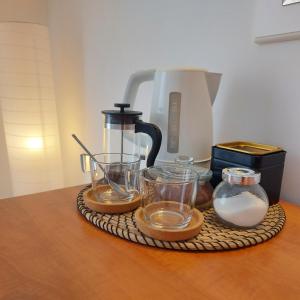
[102,103,162,167]
[123,68,222,164]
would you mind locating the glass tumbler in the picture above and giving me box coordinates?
[139,165,198,229]
[81,153,140,202]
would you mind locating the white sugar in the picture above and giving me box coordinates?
[214,191,268,227]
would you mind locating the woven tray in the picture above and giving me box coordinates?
[77,186,286,251]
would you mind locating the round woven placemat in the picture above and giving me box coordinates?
[77,186,286,251]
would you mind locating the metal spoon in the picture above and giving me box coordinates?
[71,134,130,198]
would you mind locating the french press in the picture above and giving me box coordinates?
[102,103,162,167]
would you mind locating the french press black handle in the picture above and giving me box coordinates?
[135,119,162,167]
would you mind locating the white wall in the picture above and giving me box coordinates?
[48,0,300,203]
[48,0,89,187]
[254,0,300,37]
[0,110,12,198]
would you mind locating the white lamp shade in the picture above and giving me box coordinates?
[0,22,63,196]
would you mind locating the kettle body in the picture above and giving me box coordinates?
[124,68,222,164]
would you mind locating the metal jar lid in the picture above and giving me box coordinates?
[222,168,261,185]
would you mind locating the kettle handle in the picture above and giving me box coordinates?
[123,69,155,105]
[135,119,162,167]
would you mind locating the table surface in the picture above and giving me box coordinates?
[0,186,300,300]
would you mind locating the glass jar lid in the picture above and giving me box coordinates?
[222,167,261,185]
[143,165,199,184]
[174,155,212,182]
[191,165,212,182]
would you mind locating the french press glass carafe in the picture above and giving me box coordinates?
[102,103,162,167]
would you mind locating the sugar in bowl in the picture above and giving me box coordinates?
[213,168,269,228]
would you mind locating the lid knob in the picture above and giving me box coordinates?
[175,155,194,165]
[114,103,130,113]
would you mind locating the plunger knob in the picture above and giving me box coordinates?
[114,103,130,113]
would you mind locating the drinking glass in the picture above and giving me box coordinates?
[139,165,198,229]
[81,153,140,202]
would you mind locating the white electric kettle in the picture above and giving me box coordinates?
[123,68,222,164]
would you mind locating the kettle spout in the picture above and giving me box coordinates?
[205,72,222,105]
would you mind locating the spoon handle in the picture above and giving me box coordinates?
[72,134,108,175]
[71,134,97,163]
[72,134,130,197]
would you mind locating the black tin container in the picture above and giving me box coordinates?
[210,141,286,205]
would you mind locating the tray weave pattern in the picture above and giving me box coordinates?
[77,186,286,251]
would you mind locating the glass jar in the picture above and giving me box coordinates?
[195,167,213,210]
[213,168,269,228]
[175,155,213,210]
[139,165,198,229]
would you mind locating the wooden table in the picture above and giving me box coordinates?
[0,186,300,300]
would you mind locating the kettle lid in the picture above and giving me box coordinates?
[102,103,142,125]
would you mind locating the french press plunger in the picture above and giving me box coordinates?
[102,103,162,167]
